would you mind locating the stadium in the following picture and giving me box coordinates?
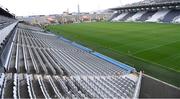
[0,0,180,98]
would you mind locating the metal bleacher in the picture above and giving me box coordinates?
[6,25,129,76]
[0,73,140,98]
[0,22,142,98]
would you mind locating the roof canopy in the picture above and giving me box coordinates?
[0,7,14,18]
[110,0,180,10]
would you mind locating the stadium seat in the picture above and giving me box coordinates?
[112,12,129,22]
[127,11,147,22]
[120,12,136,21]
[173,16,180,23]
[162,10,180,23]
[146,10,171,22]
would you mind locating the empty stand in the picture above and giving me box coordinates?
[5,26,128,76]
[127,11,147,21]
[137,11,157,21]
[173,16,180,23]
[119,12,136,21]
[0,22,141,98]
[162,10,180,23]
[110,0,180,23]
[0,73,140,98]
[112,12,129,21]
[146,10,170,22]
[109,12,120,21]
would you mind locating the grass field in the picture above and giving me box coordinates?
[46,22,180,87]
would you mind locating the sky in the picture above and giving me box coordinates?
[1,0,142,16]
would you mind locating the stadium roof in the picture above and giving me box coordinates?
[0,7,14,18]
[110,0,180,10]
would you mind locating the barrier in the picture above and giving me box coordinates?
[58,36,93,52]
[0,21,18,71]
[59,37,71,43]
[133,71,142,99]
[0,22,18,46]
[71,42,93,52]
[92,52,136,73]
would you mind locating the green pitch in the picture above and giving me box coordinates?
[47,22,180,87]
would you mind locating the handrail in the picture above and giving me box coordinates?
[133,71,143,99]
[0,22,18,72]
[92,52,136,73]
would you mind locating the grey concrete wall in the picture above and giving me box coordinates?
[140,74,180,98]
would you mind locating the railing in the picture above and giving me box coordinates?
[71,42,93,52]
[54,34,136,73]
[133,71,142,99]
[92,52,136,73]
[0,22,18,72]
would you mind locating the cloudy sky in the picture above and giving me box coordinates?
[1,0,142,16]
